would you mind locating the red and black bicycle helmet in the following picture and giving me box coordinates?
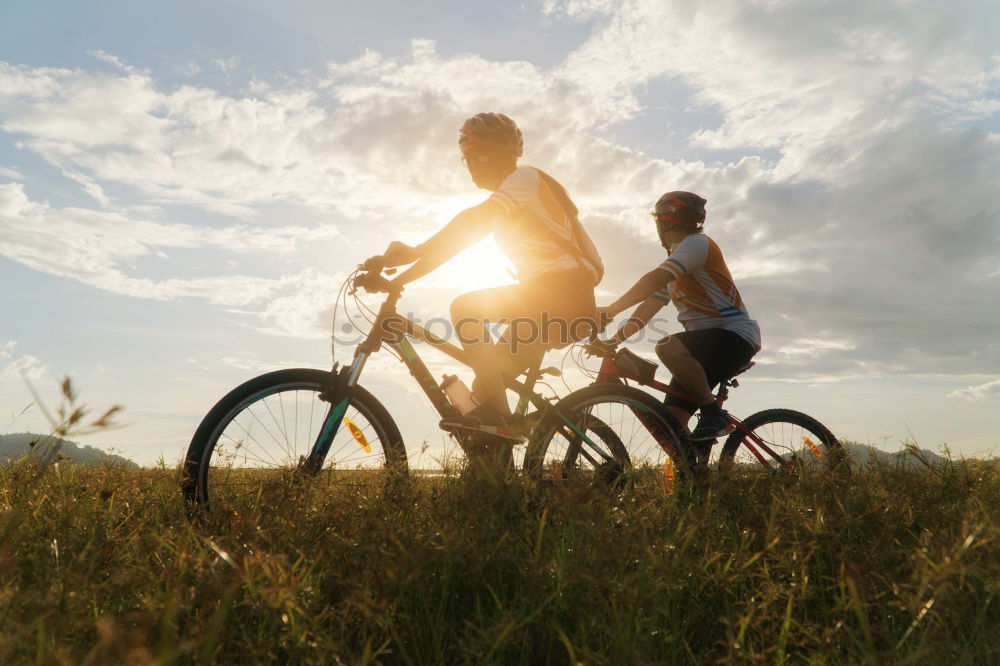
[458,112,524,158]
[652,191,707,230]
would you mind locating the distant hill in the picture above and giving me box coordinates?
[0,432,137,467]
[800,441,951,467]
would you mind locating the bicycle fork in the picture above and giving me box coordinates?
[305,352,370,472]
[554,411,620,468]
[726,421,797,472]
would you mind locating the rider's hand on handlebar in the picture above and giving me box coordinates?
[352,269,403,295]
[583,338,618,358]
[382,241,419,268]
[362,255,385,272]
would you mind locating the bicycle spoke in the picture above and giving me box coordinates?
[528,387,686,490]
[722,409,840,474]
[223,420,284,467]
[262,397,294,460]
[201,383,395,506]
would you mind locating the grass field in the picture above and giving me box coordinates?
[2,455,999,664]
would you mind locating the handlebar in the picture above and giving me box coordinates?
[582,338,618,359]
[351,256,402,295]
[362,255,387,273]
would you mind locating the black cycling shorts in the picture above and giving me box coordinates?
[655,328,757,413]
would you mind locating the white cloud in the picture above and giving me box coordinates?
[558,0,999,159]
[775,338,857,357]
[1,340,49,381]
[948,378,1000,401]
[88,49,144,75]
[234,269,346,339]
[550,0,999,383]
[176,60,202,78]
[542,0,618,20]
[0,43,709,220]
[220,355,320,373]
[213,57,238,73]
[62,169,111,206]
[0,182,341,313]
[0,0,997,381]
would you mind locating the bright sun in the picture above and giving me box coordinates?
[431,236,516,292]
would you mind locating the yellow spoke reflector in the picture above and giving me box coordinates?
[803,436,824,458]
[344,417,371,453]
[663,457,675,491]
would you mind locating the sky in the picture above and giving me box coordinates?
[1,0,998,466]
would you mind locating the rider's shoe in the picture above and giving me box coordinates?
[689,404,733,442]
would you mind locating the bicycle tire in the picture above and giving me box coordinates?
[498,410,621,470]
[553,414,631,488]
[182,368,406,511]
[524,383,694,487]
[719,408,844,472]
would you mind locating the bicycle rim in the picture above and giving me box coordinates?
[195,376,402,509]
[720,409,843,474]
[527,385,690,490]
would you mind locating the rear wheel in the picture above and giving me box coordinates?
[719,408,844,474]
[524,384,694,491]
[182,368,406,513]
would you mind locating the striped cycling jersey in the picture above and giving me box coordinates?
[651,233,762,350]
[488,166,601,284]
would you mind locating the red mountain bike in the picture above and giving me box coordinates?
[538,342,845,476]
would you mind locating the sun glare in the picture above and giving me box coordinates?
[432,237,516,291]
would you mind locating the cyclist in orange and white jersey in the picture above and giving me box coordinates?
[597,192,761,442]
[375,113,603,439]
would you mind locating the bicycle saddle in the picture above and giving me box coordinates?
[724,361,756,385]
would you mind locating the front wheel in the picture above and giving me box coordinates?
[719,408,844,473]
[524,383,695,490]
[182,368,406,512]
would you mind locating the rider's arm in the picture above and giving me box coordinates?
[609,297,666,345]
[604,268,675,318]
[390,199,501,286]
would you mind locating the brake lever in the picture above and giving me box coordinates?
[350,263,397,296]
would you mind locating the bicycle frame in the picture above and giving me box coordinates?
[307,288,613,469]
[593,351,794,472]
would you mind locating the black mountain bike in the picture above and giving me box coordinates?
[182,259,693,511]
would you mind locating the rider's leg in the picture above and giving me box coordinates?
[657,334,726,450]
[451,285,550,419]
[657,331,756,441]
[492,273,596,390]
[450,269,596,424]
[469,341,543,403]
[667,405,695,434]
[657,382,704,474]
[451,290,512,419]
[655,336,714,406]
